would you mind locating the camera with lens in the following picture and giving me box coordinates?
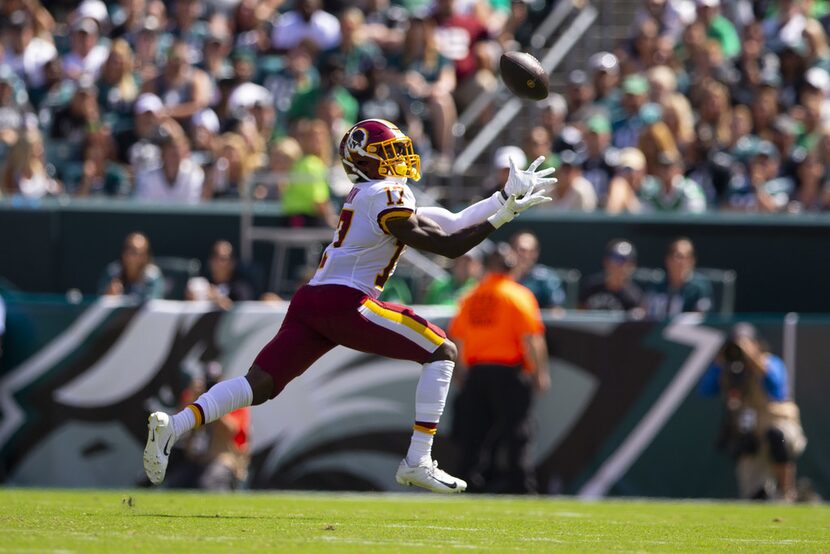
[722,340,748,389]
[716,340,759,457]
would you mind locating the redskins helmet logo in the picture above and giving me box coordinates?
[347,128,368,155]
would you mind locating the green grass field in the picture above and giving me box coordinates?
[1,489,828,552]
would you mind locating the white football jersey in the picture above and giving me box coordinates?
[309,178,416,297]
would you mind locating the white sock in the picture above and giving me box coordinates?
[406,359,454,467]
[170,376,253,438]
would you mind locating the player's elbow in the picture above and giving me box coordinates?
[440,244,469,259]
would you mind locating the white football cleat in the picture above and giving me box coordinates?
[395,459,467,493]
[143,412,175,485]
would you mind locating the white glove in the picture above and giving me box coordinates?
[487,187,552,228]
[503,155,558,199]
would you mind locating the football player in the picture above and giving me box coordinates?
[144,119,555,493]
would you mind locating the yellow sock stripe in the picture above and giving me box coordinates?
[187,404,203,427]
[361,299,444,347]
[413,424,438,435]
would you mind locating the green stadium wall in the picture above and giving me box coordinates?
[2,199,830,312]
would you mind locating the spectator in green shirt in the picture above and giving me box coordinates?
[424,246,485,305]
[695,0,740,59]
[280,119,337,228]
[640,152,707,213]
[645,237,714,318]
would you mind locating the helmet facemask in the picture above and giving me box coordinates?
[371,136,421,181]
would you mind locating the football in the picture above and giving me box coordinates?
[499,51,549,101]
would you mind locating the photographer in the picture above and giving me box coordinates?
[699,323,806,501]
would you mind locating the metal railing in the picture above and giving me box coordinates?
[451,3,599,177]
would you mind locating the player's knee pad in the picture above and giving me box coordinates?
[766,427,790,463]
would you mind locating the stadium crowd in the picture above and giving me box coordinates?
[0,0,829,214]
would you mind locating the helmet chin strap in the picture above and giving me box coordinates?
[342,157,372,182]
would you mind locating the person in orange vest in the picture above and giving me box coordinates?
[449,242,550,493]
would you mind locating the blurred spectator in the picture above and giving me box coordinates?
[638,115,679,175]
[190,108,221,168]
[606,147,647,213]
[1,128,60,198]
[545,150,597,212]
[581,114,616,203]
[579,239,644,314]
[763,0,806,49]
[203,133,257,199]
[537,93,568,141]
[62,17,109,80]
[71,130,130,197]
[271,0,341,52]
[694,0,740,59]
[263,136,303,201]
[357,62,414,137]
[226,82,276,152]
[696,80,732,149]
[613,74,649,148]
[186,240,256,309]
[134,121,204,203]
[334,7,383,102]
[791,148,830,212]
[645,237,714,318]
[115,92,163,173]
[281,119,337,227]
[640,152,707,212]
[98,38,139,122]
[393,16,458,165]
[99,231,165,300]
[589,51,621,119]
[632,0,686,41]
[726,141,793,212]
[264,43,319,122]
[0,0,55,38]
[25,53,62,110]
[509,230,566,309]
[141,40,211,123]
[660,92,696,155]
[133,15,166,83]
[170,0,208,57]
[565,69,594,123]
[110,0,150,39]
[1,9,57,89]
[287,53,358,126]
[200,29,233,87]
[50,77,101,145]
[626,17,662,71]
[424,245,485,305]
[450,242,549,494]
[431,0,491,105]
[524,127,557,173]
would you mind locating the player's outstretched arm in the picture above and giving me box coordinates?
[387,188,552,259]
[415,156,557,234]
